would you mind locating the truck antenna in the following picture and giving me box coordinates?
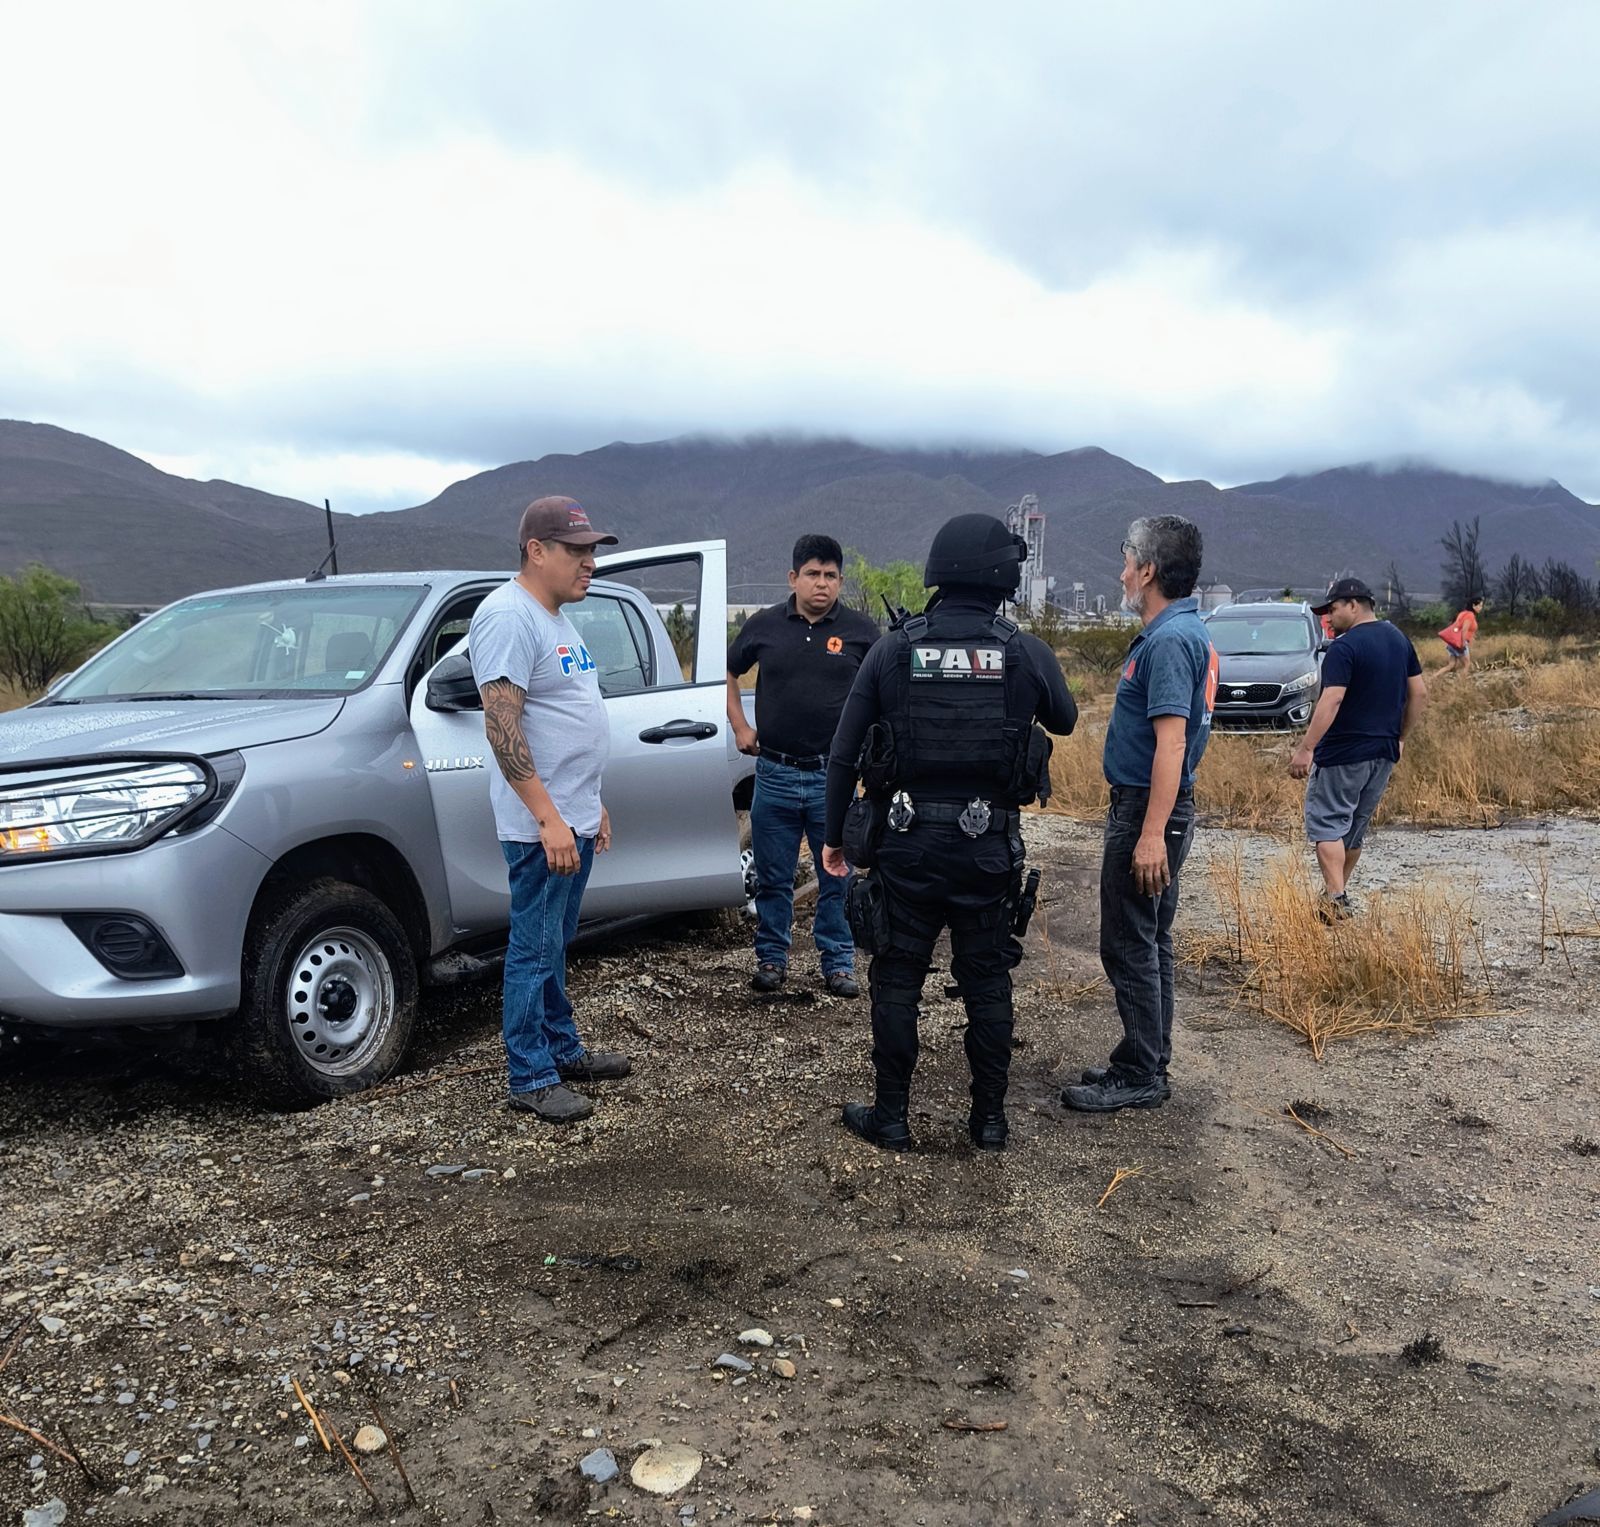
[306,498,340,582]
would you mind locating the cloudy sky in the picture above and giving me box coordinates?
[3,1,1597,510]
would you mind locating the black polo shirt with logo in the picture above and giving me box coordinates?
[727,596,882,759]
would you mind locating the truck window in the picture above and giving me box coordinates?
[568,595,650,696]
[407,587,497,697]
[53,585,426,701]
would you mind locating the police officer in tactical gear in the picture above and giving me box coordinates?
[820,513,1078,1152]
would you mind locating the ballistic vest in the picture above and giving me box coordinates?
[886,606,1033,802]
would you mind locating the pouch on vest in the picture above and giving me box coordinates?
[857,719,898,794]
[1011,722,1055,806]
[842,795,886,869]
[845,873,890,956]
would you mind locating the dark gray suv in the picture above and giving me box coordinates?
[1202,602,1325,730]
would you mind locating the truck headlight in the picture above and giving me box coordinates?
[1282,670,1320,694]
[0,760,211,861]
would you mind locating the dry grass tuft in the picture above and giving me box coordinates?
[1183,850,1488,1058]
[1043,649,1600,828]
[1192,734,1303,831]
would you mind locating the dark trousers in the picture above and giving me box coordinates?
[1100,787,1196,1083]
[867,823,1023,1105]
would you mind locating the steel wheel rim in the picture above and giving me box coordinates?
[285,925,395,1076]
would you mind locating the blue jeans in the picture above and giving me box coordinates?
[500,836,595,1093]
[751,756,853,975]
[1100,787,1196,1084]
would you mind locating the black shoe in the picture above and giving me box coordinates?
[1061,1075,1167,1113]
[558,1049,632,1082]
[822,971,860,999]
[506,1083,594,1123]
[1080,1064,1172,1098]
[968,1105,1009,1152]
[841,1100,914,1152]
[751,962,786,992]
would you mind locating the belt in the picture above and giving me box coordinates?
[1109,784,1194,804]
[762,748,828,771]
[900,799,1020,834]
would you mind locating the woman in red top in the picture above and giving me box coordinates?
[1439,595,1483,675]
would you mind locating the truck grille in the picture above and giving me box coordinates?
[1218,682,1282,705]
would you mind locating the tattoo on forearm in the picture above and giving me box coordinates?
[481,680,538,783]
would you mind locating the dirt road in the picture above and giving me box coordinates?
[2,817,1597,1524]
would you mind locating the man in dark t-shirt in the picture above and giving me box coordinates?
[726,534,880,995]
[1290,577,1428,919]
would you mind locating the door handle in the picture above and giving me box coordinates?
[639,719,719,744]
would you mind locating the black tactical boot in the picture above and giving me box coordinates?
[968,1097,1009,1152]
[841,1089,913,1151]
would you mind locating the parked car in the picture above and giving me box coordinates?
[1201,601,1325,730]
[0,541,756,1100]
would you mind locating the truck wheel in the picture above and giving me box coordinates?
[735,808,757,902]
[236,877,418,1103]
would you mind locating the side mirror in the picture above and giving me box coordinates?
[425,651,483,712]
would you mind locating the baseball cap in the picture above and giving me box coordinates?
[1310,576,1375,615]
[518,496,619,549]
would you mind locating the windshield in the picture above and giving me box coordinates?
[1204,614,1314,657]
[52,584,427,702]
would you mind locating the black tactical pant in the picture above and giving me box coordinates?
[862,821,1023,1106]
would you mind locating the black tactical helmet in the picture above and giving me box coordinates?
[923,513,1027,592]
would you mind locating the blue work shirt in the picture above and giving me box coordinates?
[1102,597,1218,789]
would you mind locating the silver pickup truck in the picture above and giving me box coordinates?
[0,540,756,1100]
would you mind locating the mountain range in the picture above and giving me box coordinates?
[4,418,1598,607]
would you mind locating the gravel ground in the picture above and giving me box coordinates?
[2,812,1597,1525]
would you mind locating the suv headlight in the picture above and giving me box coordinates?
[0,759,211,862]
[1282,670,1319,694]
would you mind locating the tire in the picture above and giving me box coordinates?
[735,807,757,903]
[234,877,418,1104]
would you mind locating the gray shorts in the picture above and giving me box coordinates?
[1304,757,1396,849]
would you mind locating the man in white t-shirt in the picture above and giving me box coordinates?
[469,496,631,1123]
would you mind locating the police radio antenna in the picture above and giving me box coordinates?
[305,498,340,582]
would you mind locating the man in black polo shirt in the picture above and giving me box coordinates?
[727,534,880,995]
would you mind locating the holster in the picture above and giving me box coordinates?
[857,720,898,795]
[1012,866,1042,936]
[845,873,891,956]
[842,795,886,870]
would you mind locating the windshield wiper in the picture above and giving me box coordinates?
[114,692,208,702]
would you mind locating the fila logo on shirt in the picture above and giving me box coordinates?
[556,643,596,677]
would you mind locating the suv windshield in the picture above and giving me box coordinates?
[1205,614,1314,657]
[52,585,427,702]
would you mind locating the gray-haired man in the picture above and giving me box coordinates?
[1064,516,1217,1115]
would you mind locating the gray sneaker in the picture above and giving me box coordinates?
[1061,1075,1168,1113]
[558,1049,632,1082]
[1081,1064,1172,1098]
[506,1083,594,1123]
